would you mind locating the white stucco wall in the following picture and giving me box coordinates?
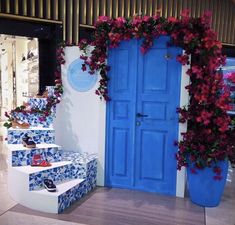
[54,46,189,196]
[176,61,190,198]
[53,46,106,186]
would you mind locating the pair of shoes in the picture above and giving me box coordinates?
[31,154,51,167]
[12,120,30,129]
[36,90,48,98]
[44,179,56,192]
[27,50,34,60]
[22,134,36,148]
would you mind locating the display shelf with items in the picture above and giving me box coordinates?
[15,38,39,106]
[222,57,235,168]
[225,73,235,115]
[27,51,39,97]
[222,57,235,115]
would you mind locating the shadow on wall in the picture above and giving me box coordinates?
[53,86,82,153]
[53,46,106,185]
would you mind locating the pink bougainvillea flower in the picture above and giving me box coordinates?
[176,55,189,65]
[81,64,87,71]
[140,46,147,54]
[132,16,142,26]
[39,117,45,122]
[213,176,222,181]
[180,9,190,23]
[190,168,197,174]
[227,72,235,83]
[98,16,110,22]
[201,11,212,27]
[168,17,178,23]
[224,72,231,79]
[4,112,10,118]
[142,16,150,22]
[115,17,126,28]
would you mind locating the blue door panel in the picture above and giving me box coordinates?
[114,49,130,92]
[113,128,129,176]
[134,38,182,195]
[140,130,165,180]
[105,40,138,187]
[142,48,168,92]
[106,37,182,195]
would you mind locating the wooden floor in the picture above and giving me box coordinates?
[205,166,235,225]
[9,187,205,225]
[1,141,235,225]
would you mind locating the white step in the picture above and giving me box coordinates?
[8,150,98,213]
[8,143,61,152]
[8,127,54,131]
[12,161,73,191]
[14,161,71,174]
[33,179,85,197]
[8,144,62,167]
[8,167,86,213]
[32,179,86,213]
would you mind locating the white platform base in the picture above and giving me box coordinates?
[8,167,85,213]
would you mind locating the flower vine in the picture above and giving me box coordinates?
[4,42,65,128]
[79,10,234,175]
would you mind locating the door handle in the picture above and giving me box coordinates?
[136,113,148,118]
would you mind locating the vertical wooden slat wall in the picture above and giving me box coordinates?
[0,0,234,45]
[30,0,35,17]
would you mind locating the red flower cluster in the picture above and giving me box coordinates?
[78,11,234,177]
[227,72,235,83]
[213,166,222,180]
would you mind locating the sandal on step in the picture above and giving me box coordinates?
[36,90,48,98]
[22,134,36,148]
[39,160,51,167]
[44,179,56,192]
[31,154,51,167]
[12,120,30,129]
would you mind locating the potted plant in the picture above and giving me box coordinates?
[176,58,234,207]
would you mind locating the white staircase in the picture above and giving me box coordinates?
[7,96,97,213]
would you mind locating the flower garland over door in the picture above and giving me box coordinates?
[79,10,234,176]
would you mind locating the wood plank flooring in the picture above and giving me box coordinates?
[9,187,205,225]
[206,166,235,225]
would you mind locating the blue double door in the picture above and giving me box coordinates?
[106,37,182,195]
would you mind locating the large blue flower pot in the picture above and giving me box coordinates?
[187,160,228,207]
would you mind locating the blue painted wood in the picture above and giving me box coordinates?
[105,40,138,187]
[187,160,228,207]
[106,36,182,195]
[135,36,182,195]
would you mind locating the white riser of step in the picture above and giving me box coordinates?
[8,144,61,151]
[8,127,54,131]
[7,127,55,144]
[33,179,86,213]
[8,144,62,167]
[8,165,85,213]
[14,161,71,173]
[13,161,72,191]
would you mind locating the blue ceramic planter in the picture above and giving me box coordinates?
[187,160,228,207]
